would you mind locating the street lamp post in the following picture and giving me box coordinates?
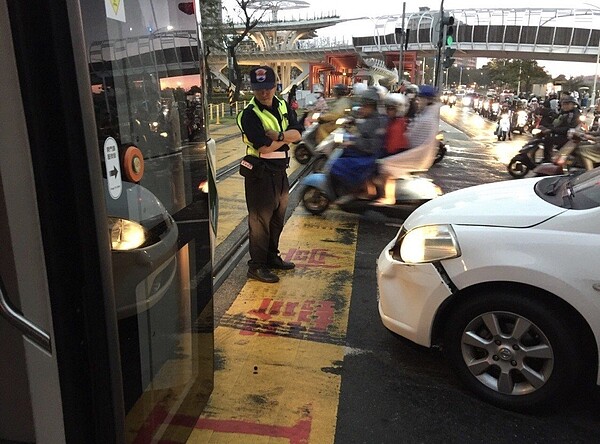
[592,45,600,108]
[581,4,600,107]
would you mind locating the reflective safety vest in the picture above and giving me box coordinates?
[236,97,289,157]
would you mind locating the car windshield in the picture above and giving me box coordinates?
[535,168,600,209]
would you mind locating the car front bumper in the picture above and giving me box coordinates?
[376,240,452,347]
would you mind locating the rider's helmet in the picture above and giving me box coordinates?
[333,83,349,97]
[560,95,578,105]
[360,87,381,107]
[312,83,324,95]
[374,84,389,99]
[352,82,368,96]
[384,93,409,117]
[417,85,438,98]
[404,83,419,99]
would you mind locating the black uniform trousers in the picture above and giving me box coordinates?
[244,167,289,269]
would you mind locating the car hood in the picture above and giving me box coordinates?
[405,177,568,229]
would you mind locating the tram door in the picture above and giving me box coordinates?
[0,0,215,442]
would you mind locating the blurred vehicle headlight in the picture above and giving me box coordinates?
[392,224,460,264]
[108,217,147,251]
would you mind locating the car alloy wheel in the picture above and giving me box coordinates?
[444,291,581,411]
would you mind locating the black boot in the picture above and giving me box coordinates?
[247,267,280,283]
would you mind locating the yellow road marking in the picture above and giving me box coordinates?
[187,206,360,443]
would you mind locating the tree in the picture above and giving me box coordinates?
[560,75,589,95]
[224,1,271,101]
[481,59,550,94]
[197,1,271,102]
[513,60,551,95]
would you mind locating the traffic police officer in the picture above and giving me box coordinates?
[236,66,303,283]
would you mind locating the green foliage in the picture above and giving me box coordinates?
[560,76,590,94]
[481,59,550,93]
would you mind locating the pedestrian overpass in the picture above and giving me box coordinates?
[88,8,600,96]
[352,8,600,62]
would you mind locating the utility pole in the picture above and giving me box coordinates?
[434,0,445,90]
[398,2,406,84]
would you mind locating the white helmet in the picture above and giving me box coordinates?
[384,93,409,117]
[352,82,368,96]
[312,84,324,94]
[374,84,388,99]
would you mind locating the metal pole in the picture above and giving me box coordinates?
[398,2,406,84]
[435,0,445,90]
[592,43,600,110]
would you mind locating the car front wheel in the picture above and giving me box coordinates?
[444,291,582,411]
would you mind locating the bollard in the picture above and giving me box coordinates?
[209,104,213,121]
[235,101,239,115]
[215,103,221,125]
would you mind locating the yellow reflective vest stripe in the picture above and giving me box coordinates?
[236,97,290,157]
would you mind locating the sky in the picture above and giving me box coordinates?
[225,0,600,78]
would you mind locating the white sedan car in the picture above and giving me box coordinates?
[377,169,600,411]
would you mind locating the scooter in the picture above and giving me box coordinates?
[293,112,320,164]
[447,94,457,108]
[506,128,546,178]
[496,113,511,141]
[434,131,447,164]
[511,109,530,134]
[533,127,599,176]
[294,115,354,170]
[301,144,443,218]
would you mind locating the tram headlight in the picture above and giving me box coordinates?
[108,217,147,251]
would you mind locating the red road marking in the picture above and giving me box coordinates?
[133,404,312,444]
[282,248,341,269]
[194,416,312,444]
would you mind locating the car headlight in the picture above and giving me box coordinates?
[108,217,147,251]
[392,224,460,264]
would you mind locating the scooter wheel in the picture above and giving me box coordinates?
[312,156,327,172]
[294,144,312,165]
[507,156,530,178]
[433,145,447,164]
[302,186,330,215]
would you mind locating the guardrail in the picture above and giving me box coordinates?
[208,101,249,124]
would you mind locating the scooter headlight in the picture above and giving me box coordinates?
[392,224,460,264]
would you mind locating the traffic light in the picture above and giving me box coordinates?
[445,16,455,46]
[440,14,456,69]
[443,46,456,69]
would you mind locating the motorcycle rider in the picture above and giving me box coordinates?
[542,95,581,162]
[330,86,387,202]
[403,83,420,118]
[497,98,513,140]
[312,84,328,113]
[406,85,441,149]
[374,93,410,204]
[315,83,352,144]
[376,84,441,188]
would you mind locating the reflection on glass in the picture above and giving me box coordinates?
[81,0,213,441]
